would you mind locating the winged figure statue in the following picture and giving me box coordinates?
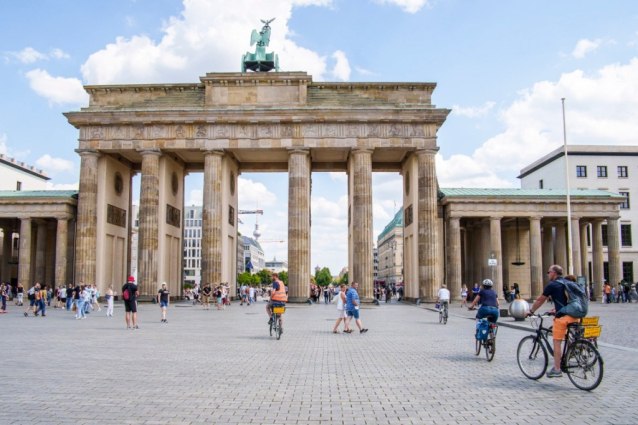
[242,18,279,72]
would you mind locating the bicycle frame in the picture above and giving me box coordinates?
[529,314,584,371]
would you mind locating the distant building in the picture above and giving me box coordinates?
[0,154,49,191]
[241,235,265,273]
[373,245,378,281]
[183,206,203,286]
[265,256,288,273]
[377,207,403,286]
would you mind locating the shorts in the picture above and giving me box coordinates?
[124,300,137,313]
[337,309,346,319]
[160,300,168,308]
[346,309,360,319]
[29,298,36,306]
[217,297,222,304]
[202,296,210,303]
[552,315,580,340]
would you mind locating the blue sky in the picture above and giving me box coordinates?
[2,0,638,273]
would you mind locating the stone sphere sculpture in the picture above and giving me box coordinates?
[509,299,530,321]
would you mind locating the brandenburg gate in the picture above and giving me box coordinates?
[64,71,449,301]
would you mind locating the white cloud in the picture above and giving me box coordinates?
[331,50,351,81]
[0,134,7,155]
[125,16,135,27]
[187,189,203,206]
[238,177,277,207]
[25,69,88,106]
[452,101,495,118]
[355,66,376,76]
[328,172,347,183]
[0,133,30,159]
[46,181,79,190]
[50,48,70,59]
[374,0,430,13]
[440,58,638,187]
[6,47,48,63]
[572,38,601,59]
[35,154,75,175]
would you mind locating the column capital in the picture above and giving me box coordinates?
[201,148,225,157]
[287,147,310,156]
[75,148,102,158]
[607,216,620,223]
[415,147,440,156]
[570,216,582,221]
[350,148,374,155]
[137,148,162,157]
[592,218,605,224]
[54,214,73,221]
[489,216,502,221]
[448,216,461,223]
[529,216,542,222]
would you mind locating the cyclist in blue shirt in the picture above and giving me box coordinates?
[469,279,500,323]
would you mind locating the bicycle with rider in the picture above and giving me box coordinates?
[468,279,499,322]
[267,273,287,329]
[527,264,580,378]
[436,283,450,312]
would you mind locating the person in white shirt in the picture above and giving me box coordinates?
[436,284,451,312]
[249,286,256,304]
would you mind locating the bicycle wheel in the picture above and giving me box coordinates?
[439,310,443,323]
[485,331,496,362]
[475,335,481,356]
[443,311,448,325]
[565,340,603,391]
[276,316,282,340]
[517,335,548,380]
[269,318,273,337]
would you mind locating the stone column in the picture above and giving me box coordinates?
[417,149,439,301]
[571,217,582,276]
[607,217,622,286]
[34,220,47,284]
[542,225,554,280]
[288,148,311,302]
[126,171,137,277]
[446,216,462,300]
[18,218,32,286]
[137,148,162,296]
[554,222,567,269]
[591,219,604,301]
[472,223,482,286]
[480,220,490,281]
[55,217,69,289]
[202,149,224,285]
[74,149,101,285]
[580,223,589,281]
[463,227,471,288]
[529,216,543,299]
[2,229,13,284]
[351,149,373,300]
[489,217,503,297]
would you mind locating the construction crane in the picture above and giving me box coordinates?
[237,209,263,224]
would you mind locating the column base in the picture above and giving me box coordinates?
[287,297,312,304]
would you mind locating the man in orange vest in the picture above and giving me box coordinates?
[267,273,287,329]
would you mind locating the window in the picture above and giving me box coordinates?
[621,224,632,247]
[16,181,22,191]
[539,179,544,189]
[619,192,630,209]
[576,166,587,177]
[586,225,591,247]
[597,166,608,178]
[618,166,628,178]
[601,225,608,246]
[603,262,609,284]
[623,262,634,283]
[190,210,194,219]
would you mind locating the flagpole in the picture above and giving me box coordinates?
[562,98,574,275]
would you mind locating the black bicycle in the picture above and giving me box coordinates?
[517,312,603,391]
[269,304,285,340]
[475,315,498,362]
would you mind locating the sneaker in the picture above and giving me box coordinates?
[268,318,273,325]
[127,326,131,330]
[546,368,563,378]
[24,312,27,317]
[164,320,167,323]
[133,326,139,330]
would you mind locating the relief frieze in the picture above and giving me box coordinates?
[106,204,127,228]
[175,125,187,139]
[216,125,230,138]
[257,124,273,138]
[195,125,207,138]
[302,124,318,137]
[166,204,181,228]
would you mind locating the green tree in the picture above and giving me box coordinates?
[310,275,316,285]
[237,271,253,285]
[315,267,332,287]
[278,271,288,285]
[340,271,348,286]
[256,269,272,285]
[251,274,261,285]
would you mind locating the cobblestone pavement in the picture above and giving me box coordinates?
[443,298,638,349]
[1,299,637,425]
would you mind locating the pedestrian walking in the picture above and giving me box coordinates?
[604,283,612,304]
[65,284,74,310]
[105,285,114,317]
[0,283,7,313]
[58,285,66,309]
[344,282,368,334]
[202,283,212,310]
[34,283,46,317]
[460,284,468,308]
[157,282,169,322]
[91,286,101,311]
[472,283,480,305]
[16,282,24,306]
[333,284,349,333]
[122,276,139,329]
[75,285,87,319]
[630,284,638,302]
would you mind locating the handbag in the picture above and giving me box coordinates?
[105,294,112,300]
[72,303,76,312]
